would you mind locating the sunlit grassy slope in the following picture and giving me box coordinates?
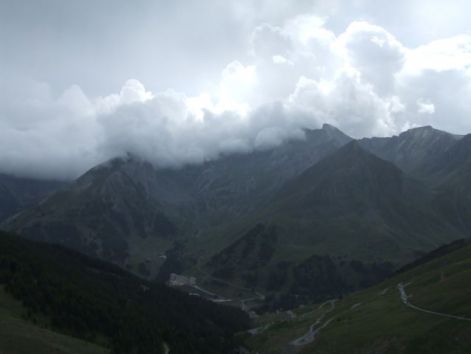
[247,240,471,354]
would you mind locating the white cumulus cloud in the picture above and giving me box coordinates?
[2,8,471,180]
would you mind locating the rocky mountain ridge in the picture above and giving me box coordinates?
[2,124,471,305]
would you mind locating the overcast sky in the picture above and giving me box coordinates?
[1,0,471,179]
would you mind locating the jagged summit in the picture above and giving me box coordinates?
[321,122,339,131]
[399,125,436,140]
[399,125,462,140]
[301,123,352,145]
[359,125,464,176]
[320,122,350,138]
[402,125,434,133]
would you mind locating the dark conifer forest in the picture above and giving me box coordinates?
[0,231,250,354]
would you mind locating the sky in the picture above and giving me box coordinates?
[1,0,471,179]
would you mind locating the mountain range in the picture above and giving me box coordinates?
[2,124,471,308]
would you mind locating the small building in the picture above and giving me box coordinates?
[168,273,197,287]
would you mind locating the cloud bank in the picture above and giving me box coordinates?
[1,12,471,179]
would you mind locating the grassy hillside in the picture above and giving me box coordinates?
[0,286,108,354]
[0,231,250,354]
[246,240,471,354]
[198,143,464,309]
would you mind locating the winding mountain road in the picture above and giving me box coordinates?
[397,282,471,322]
[290,299,337,347]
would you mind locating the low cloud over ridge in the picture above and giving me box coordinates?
[1,13,471,180]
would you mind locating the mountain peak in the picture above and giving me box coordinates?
[321,123,337,130]
[400,125,437,138]
[303,123,353,143]
[321,123,345,135]
[400,125,462,140]
[277,135,426,218]
[295,140,401,188]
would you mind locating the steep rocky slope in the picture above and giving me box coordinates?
[4,125,351,276]
[202,142,465,307]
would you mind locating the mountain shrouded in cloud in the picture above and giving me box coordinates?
[1,0,471,179]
